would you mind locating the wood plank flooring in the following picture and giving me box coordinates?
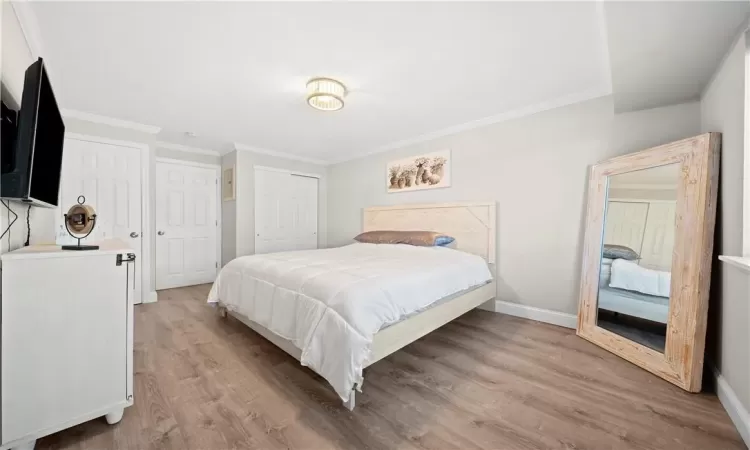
[38,284,744,450]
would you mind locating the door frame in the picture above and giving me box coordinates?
[63,132,154,304]
[154,157,222,288]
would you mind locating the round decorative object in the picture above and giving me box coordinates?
[62,195,99,251]
[65,203,96,235]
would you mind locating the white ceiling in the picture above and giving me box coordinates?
[30,1,610,162]
[27,1,748,163]
[605,1,749,113]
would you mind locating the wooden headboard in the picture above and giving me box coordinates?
[363,202,496,264]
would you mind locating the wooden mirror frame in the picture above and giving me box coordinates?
[577,133,720,392]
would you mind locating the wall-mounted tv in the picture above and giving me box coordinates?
[1,57,65,208]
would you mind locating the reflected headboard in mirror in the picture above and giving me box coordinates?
[577,133,720,393]
[363,202,496,264]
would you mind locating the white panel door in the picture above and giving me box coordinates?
[603,201,649,255]
[59,138,142,304]
[293,174,318,250]
[255,168,318,255]
[639,202,677,271]
[254,168,293,255]
[155,162,218,290]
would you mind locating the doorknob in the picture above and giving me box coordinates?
[157,231,165,236]
[129,232,140,238]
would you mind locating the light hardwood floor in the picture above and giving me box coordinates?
[39,284,744,450]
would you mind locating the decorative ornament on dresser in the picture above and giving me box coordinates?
[387,150,451,193]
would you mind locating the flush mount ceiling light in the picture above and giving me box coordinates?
[306,77,346,111]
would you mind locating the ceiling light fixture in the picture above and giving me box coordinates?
[306,77,346,111]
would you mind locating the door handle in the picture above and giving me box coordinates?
[157,231,165,236]
[130,232,140,238]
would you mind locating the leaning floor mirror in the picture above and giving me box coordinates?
[577,133,720,392]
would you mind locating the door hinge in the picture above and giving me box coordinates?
[215,262,218,268]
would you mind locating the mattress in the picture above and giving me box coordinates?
[207,243,493,402]
[598,286,669,323]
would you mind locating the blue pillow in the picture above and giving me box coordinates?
[435,236,455,247]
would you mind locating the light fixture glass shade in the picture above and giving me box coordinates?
[306,78,346,111]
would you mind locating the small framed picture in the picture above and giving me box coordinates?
[222,166,236,201]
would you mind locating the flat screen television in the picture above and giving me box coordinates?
[1,57,65,208]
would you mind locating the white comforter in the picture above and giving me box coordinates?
[609,258,671,297]
[207,243,492,402]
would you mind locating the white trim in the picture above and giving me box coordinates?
[153,159,222,288]
[61,109,161,134]
[253,165,321,179]
[155,157,220,170]
[144,291,158,304]
[155,141,219,156]
[330,87,611,164]
[493,300,577,329]
[713,365,750,447]
[64,132,148,150]
[718,255,750,273]
[744,30,750,257]
[234,142,328,166]
[62,133,151,306]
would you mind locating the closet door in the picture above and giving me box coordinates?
[292,174,318,250]
[254,168,294,255]
[254,168,318,255]
[603,201,649,255]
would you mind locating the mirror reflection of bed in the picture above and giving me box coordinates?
[596,163,679,353]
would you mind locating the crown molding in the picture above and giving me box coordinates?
[61,109,162,134]
[233,143,328,166]
[154,141,219,156]
[329,87,611,165]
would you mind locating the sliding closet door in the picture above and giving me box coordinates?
[293,174,318,250]
[254,167,318,255]
[255,168,294,254]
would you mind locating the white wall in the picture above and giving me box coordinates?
[700,35,750,417]
[221,149,327,264]
[221,151,237,265]
[327,97,702,315]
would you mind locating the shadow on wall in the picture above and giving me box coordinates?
[704,173,724,393]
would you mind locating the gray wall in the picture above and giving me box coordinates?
[327,96,702,315]
[701,35,749,414]
[221,151,237,265]
[221,149,328,264]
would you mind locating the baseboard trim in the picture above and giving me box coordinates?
[713,365,750,447]
[144,291,158,304]
[493,300,577,329]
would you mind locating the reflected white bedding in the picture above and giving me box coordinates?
[609,259,671,297]
[207,243,492,401]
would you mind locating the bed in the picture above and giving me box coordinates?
[207,202,496,410]
[597,258,670,323]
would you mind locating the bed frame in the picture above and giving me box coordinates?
[218,201,497,410]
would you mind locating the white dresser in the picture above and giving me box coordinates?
[0,240,135,449]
